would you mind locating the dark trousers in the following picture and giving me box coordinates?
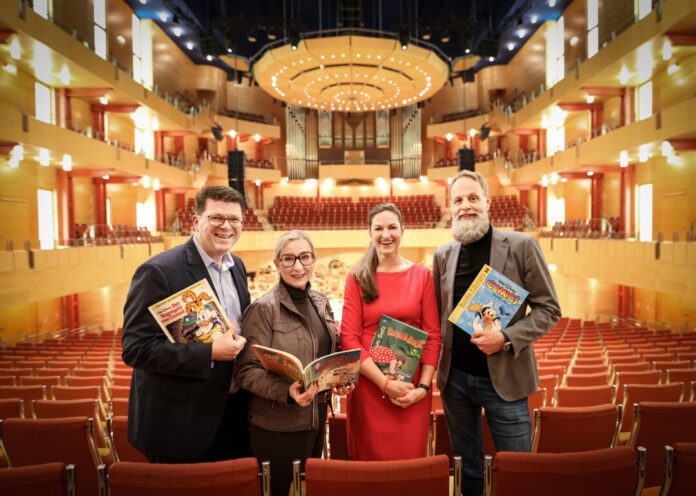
[248,406,327,496]
[146,390,251,464]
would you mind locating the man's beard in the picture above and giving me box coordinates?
[451,210,490,245]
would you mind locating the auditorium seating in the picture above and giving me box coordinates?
[628,402,696,488]
[532,404,621,453]
[660,443,696,496]
[299,454,455,496]
[107,416,148,463]
[0,417,104,495]
[0,462,76,496]
[269,195,441,230]
[326,413,350,460]
[103,458,269,496]
[484,446,645,496]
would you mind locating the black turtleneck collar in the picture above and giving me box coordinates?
[461,223,493,249]
[280,278,311,302]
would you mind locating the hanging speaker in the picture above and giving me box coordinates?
[227,150,246,199]
[458,148,475,171]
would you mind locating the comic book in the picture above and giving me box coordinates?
[448,264,529,335]
[369,314,429,383]
[252,345,361,392]
[148,278,238,343]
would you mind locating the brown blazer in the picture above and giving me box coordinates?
[432,228,561,401]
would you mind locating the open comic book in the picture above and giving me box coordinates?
[448,264,529,335]
[148,278,238,343]
[369,314,429,383]
[252,345,361,392]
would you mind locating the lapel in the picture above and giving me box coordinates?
[444,241,461,312]
[489,228,509,274]
[184,237,219,299]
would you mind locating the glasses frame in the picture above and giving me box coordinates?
[278,251,316,268]
[205,215,244,227]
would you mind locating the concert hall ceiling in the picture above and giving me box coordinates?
[126,0,571,83]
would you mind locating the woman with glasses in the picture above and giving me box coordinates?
[235,230,352,496]
[340,203,441,461]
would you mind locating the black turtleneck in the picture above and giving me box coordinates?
[280,279,331,359]
[451,224,493,376]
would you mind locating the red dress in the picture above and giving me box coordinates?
[340,264,442,461]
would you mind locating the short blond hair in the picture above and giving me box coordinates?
[274,230,316,261]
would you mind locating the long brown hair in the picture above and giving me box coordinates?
[351,203,403,303]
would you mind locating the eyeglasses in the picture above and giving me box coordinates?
[278,252,315,268]
[206,215,243,227]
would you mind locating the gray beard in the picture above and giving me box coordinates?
[452,211,490,245]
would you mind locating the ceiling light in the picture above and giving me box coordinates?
[206,55,213,61]
[587,171,594,176]
[4,63,17,75]
[441,30,451,43]
[570,36,579,46]
[254,134,261,142]
[507,43,515,51]
[10,37,20,60]
[102,174,109,180]
[662,39,672,61]
[62,154,72,172]
[488,56,495,62]
[229,129,236,139]
[561,177,567,182]
[247,29,257,43]
[518,30,526,39]
[619,150,629,167]
[531,15,538,24]
[38,147,49,166]
[173,26,183,37]
[185,41,194,50]
[117,35,126,45]
[549,0,556,7]
[586,95,595,103]
[667,63,678,74]
[158,12,168,22]
[446,133,453,141]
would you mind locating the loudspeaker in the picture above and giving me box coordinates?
[227,150,246,199]
[212,124,223,141]
[458,148,475,171]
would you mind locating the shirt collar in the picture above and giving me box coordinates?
[192,234,235,271]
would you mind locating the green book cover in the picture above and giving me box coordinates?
[369,314,429,383]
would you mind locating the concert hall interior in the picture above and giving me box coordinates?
[0,2,695,374]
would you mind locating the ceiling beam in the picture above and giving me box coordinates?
[557,102,603,112]
[665,32,696,46]
[580,86,626,97]
[65,88,112,98]
[668,139,696,151]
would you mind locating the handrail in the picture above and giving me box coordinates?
[596,314,693,334]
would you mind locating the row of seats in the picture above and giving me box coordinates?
[72,224,162,246]
[541,217,622,239]
[4,444,696,496]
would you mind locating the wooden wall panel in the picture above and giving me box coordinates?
[504,23,546,105]
[598,0,634,48]
[73,177,96,224]
[53,0,93,49]
[603,172,621,218]
[107,183,137,225]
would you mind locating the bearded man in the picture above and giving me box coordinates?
[432,170,561,496]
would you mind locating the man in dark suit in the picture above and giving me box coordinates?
[432,170,561,495]
[122,185,251,463]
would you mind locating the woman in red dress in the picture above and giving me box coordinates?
[341,203,442,461]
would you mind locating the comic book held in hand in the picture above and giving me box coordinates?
[448,264,529,335]
[369,314,429,383]
[148,278,238,343]
[252,345,361,392]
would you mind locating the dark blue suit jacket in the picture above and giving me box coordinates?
[122,237,250,459]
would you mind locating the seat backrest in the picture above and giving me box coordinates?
[554,385,614,407]
[666,368,696,385]
[486,446,643,496]
[0,416,101,495]
[18,376,61,387]
[51,385,101,401]
[564,372,609,387]
[33,398,99,420]
[570,364,608,375]
[621,383,683,434]
[433,409,453,462]
[533,404,620,453]
[106,458,261,496]
[109,398,129,417]
[304,455,450,496]
[661,442,696,496]
[629,402,696,487]
[652,360,691,372]
[0,386,46,405]
[614,370,661,405]
[0,462,75,496]
[108,416,148,463]
[327,413,350,460]
[0,398,23,419]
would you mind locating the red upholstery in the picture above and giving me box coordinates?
[629,402,696,487]
[533,404,619,453]
[327,413,350,460]
[662,442,696,496]
[554,385,614,407]
[564,372,609,387]
[487,447,640,496]
[110,398,129,417]
[0,386,46,405]
[433,409,453,462]
[621,383,683,434]
[0,417,101,495]
[107,458,261,496]
[304,454,450,495]
[0,462,73,496]
[0,398,23,419]
[667,368,696,385]
[613,370,661,406]
[109,416,148,463]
